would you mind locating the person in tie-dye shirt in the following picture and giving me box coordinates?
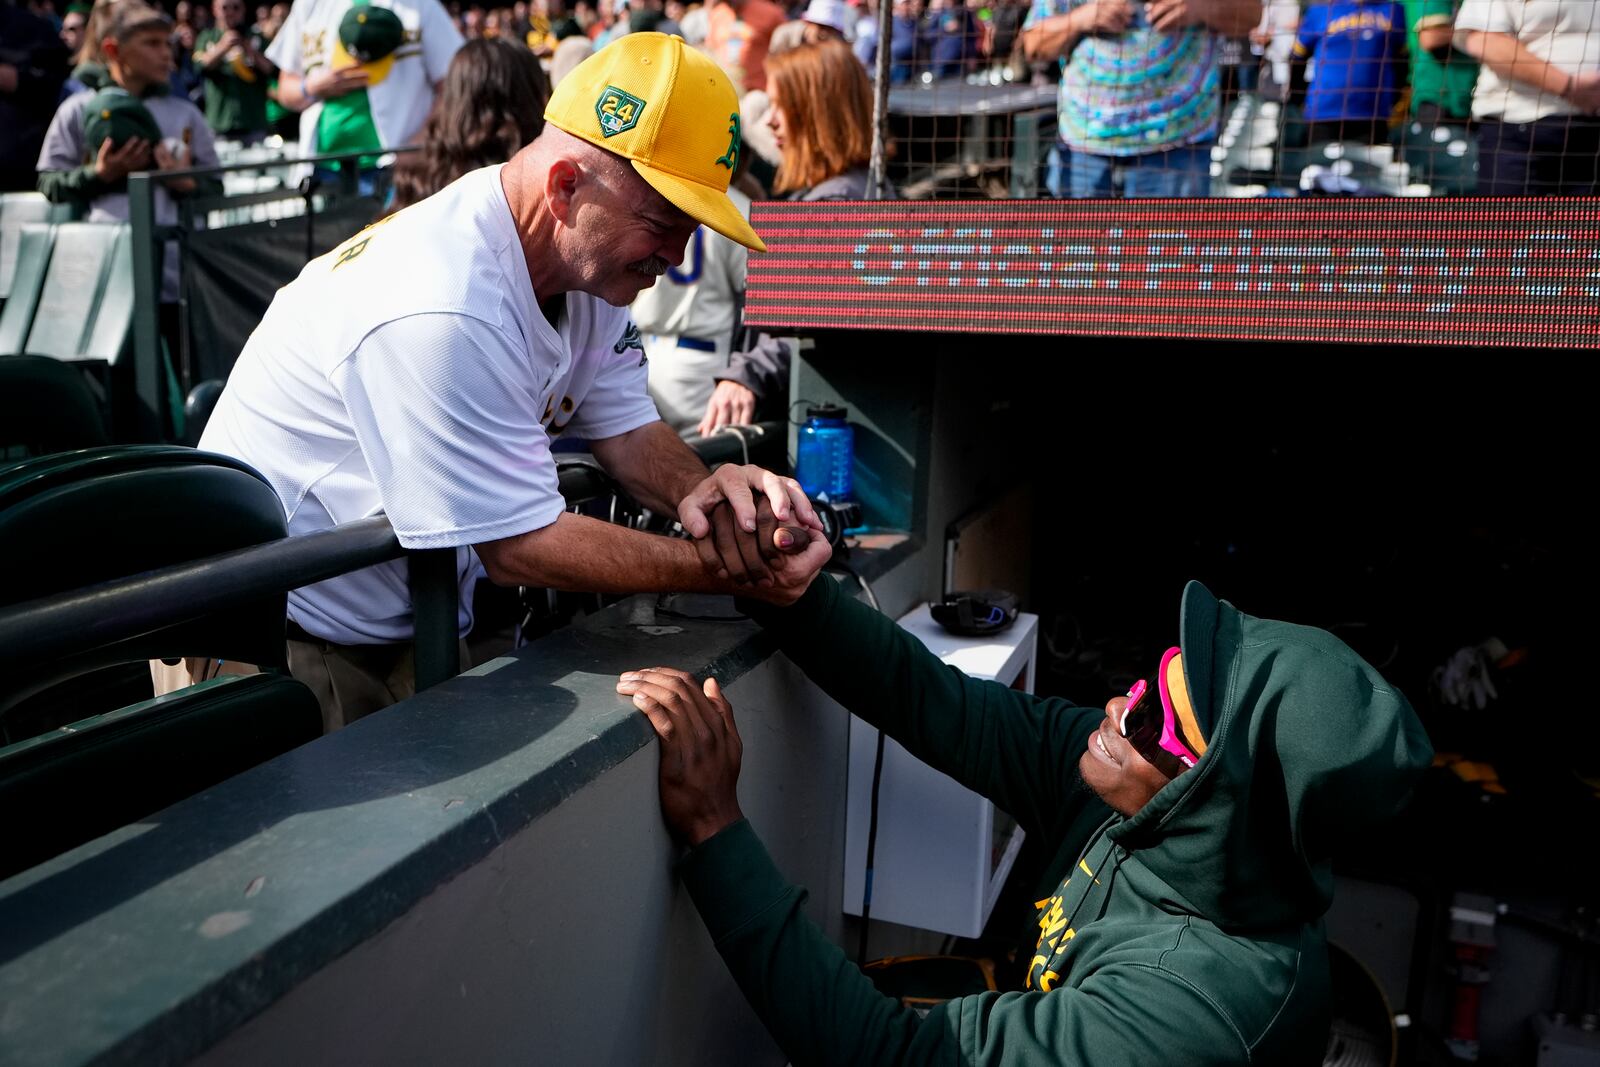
[1020,0,1262,197]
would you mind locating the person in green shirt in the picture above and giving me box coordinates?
[620,570,1433,1065]
[1403,0,1477,121]
[193,0,275,141]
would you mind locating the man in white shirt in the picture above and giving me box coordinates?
[267,0,462,182]
[1454,0,1600,193]
[198,33,828,728]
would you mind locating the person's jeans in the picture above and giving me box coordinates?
[1069,140,1215,198]
[1475,116,1600,196]
[1044,140,1071,198]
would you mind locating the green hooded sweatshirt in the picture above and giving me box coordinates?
[680,578,1433,1065]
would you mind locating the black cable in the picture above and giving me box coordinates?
[859,725,887,966]
[831,557,885,965]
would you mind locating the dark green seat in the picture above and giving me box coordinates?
[0,355,110,460]
[0,673,320,881]
[0,445,319,876]
[0,445,293,731]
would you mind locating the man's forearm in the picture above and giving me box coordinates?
[1458,30,1574,99]
[590,420,709,516]
[276,70,313,111]
[1019,13,1080,63]
[477,511,724,594]
[1203,0,1262,37]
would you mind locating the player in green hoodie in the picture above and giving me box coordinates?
[618,575,1433,1065]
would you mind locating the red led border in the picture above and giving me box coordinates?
[744,198,1600,349]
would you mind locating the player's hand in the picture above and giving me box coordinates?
[678,465,823,586]
[1148,0,1204,32]
[94,136,152,183]
[1565,71,1600,115]
[697,380,757,438]
[618,669,744,847]
[744,498,832,605]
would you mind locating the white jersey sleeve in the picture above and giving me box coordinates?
[264,0,309,73]
[561,318,662,441]
[331,311,568,549]
[1452,0,1514,35]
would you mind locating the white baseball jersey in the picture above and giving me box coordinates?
[265,0,461,155]
[200,164,659,644]
[631,187,750,433]
[1455,0,1600,122]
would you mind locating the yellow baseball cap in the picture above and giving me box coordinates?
[543,32,766,253]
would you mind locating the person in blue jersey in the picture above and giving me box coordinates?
[1291,0,1410,145]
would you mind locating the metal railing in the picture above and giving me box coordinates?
[0,424,782,696]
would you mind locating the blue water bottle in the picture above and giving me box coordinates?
[795,403,854,502]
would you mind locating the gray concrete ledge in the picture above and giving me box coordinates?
[0,593,776,1067]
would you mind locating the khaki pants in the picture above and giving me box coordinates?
[149,638,469,734]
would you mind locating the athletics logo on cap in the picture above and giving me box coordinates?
[545,32,766,251]
[595,85,645,137]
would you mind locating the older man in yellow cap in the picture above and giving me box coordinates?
[194,34,828,731]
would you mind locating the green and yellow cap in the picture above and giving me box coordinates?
[543,32,765,252]
[334,2,405,87]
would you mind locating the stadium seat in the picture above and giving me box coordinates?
[182,378,226,445]
[0,672,320,880]
[0,192,53,307]
[0,223,57,358]
[21,223,132,364]
[0,355,110,460]
[0,445,293,734]
[0,444,318,877]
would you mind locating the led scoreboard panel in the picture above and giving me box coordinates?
[744,199,1600,349]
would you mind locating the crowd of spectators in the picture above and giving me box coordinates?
[7,0,1598,203]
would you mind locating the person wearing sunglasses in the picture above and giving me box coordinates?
[619,574,1433,1065]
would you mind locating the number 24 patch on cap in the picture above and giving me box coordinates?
[596,85,645,137]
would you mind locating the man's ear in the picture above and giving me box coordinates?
[544,156,581,227]
[101,35,122,64]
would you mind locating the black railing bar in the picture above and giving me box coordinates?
[0,517,401,667]
[681,423,781,467]
[0,425,784,667]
